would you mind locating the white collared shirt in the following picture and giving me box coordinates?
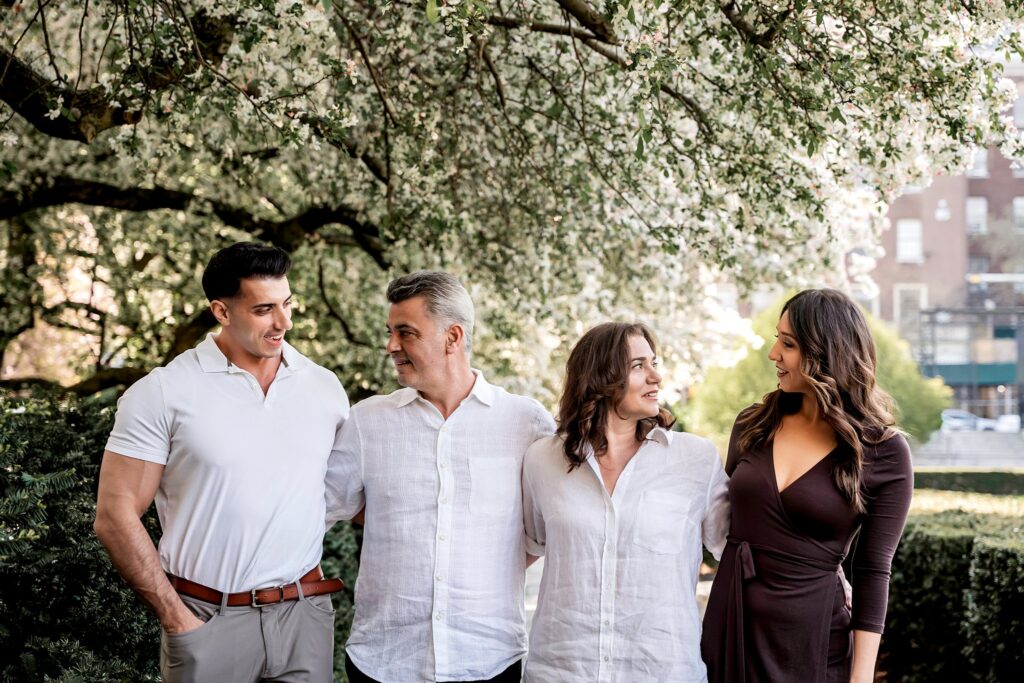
[326,371,556,683]
[105,334,349,592]
[522,429,730,683]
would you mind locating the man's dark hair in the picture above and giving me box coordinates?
[201,242,291,301]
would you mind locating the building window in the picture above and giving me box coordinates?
[895,219,923,263]
[893,284,927,341]
[1015,197,1024,233]
[966,196,988,235]
[967,148,988,178]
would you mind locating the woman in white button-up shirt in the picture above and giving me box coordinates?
[522,322,730,683]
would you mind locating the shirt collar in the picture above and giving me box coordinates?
[647,426,673,446]
[194,333,306,374]
[394,369,495,408]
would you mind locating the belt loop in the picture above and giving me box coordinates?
[219,586,230,615]
[295,577,306,601]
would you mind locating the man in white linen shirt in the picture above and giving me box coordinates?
[94,242,349,683]
[326,271,556,683]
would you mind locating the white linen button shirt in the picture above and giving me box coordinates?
[522,428,730,683]
[325,371,556,683]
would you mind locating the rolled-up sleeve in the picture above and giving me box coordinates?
[522,442,546,557]
[325,410,366,525]
[702,448,731,560]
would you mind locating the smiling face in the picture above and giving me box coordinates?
[385,295,455,394]
[768,309,810,394]
[614,334,663,421]
[212,276,293,366]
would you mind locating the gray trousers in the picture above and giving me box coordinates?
[160,589,335,682]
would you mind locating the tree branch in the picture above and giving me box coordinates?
[297,114,389,185]
[0,367,149,395]
[0,176,390,268]
[316,259,371,348]
[0,10,233,143]
[162,309,216,364]
[486,15,604,42]
[719,1,793,47]
[555,0,617,44]
[579,38,715,141]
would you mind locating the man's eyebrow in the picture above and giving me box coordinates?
[251,295,291,310]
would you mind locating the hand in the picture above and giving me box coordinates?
[838,566,852,610]
[162,611,205,635]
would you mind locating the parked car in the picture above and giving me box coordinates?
[940,409,997,432]
[995,414,1022,433]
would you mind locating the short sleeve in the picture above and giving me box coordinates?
[104,371,172,464]
[325,408,366,525]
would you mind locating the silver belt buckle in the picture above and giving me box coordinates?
[251,585,286,608]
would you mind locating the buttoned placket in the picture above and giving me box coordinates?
[227,364,289,407]
[586,448,643,683]
[430,406,456,679]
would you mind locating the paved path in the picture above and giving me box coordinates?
[912,431,1024,467]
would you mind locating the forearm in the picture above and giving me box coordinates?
[850,629,881,683]
[94,509,194,630]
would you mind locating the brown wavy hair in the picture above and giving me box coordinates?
[738,289,899,513]
[558,322,676,470]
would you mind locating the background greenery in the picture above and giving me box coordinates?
[681,294,952,451]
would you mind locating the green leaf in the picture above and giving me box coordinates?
[628,6,636,25]
[426,0,439,24]
[830,107,846,123]
[321,0,331,12]
[635,136,645,159]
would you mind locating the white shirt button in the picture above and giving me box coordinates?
[603,655,610,662]
[438,534,447,541]
[440,497,449,504]
[435,574,443,582]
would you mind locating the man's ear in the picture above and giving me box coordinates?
[445,323,465,355]
[210,299,231,326]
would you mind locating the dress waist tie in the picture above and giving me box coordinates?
[725,536,844,683]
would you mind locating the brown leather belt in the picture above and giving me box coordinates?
[168,566,345,608]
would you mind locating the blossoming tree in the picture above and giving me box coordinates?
[2,0,1022,401]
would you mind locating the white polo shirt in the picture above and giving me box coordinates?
[325,371,556,683]
[105,334,349,593]
[522,429,729,683]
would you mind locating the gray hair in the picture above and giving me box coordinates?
[387,271,475,354]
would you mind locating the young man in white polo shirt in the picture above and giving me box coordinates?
[326,271,556,683]
[94,242,349,683]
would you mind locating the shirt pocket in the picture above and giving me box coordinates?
[633,489,698,555]
[469,456,518,516]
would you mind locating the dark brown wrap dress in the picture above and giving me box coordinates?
[701,415,913,683]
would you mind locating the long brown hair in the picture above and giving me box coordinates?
[558,322,676,470]
[739,289,898,513]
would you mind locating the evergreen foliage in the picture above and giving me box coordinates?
[883,510,1024,683]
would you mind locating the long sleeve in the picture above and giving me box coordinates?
[325,409,366,525]
[522,442,547,557]
[849,434,914,633]
[703,444,731,560]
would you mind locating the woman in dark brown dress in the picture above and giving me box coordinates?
[701,289,913,683]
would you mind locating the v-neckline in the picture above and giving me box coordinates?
[769,438,838,496]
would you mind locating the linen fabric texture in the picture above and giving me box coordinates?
[522,429,730,683]
[325,371,556,683]
[105,334,350,592]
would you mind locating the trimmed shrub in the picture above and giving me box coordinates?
[0,391,360,682]
[964,535,1024,681]
[0,392,160,682]
[883,510,1024,683]
[914,469,1024,496]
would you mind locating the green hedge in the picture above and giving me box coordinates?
[883,510,1024,682]
[913,469,1024,496]
[0,391,360,682]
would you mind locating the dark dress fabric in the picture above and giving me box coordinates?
[701,413,913,683]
